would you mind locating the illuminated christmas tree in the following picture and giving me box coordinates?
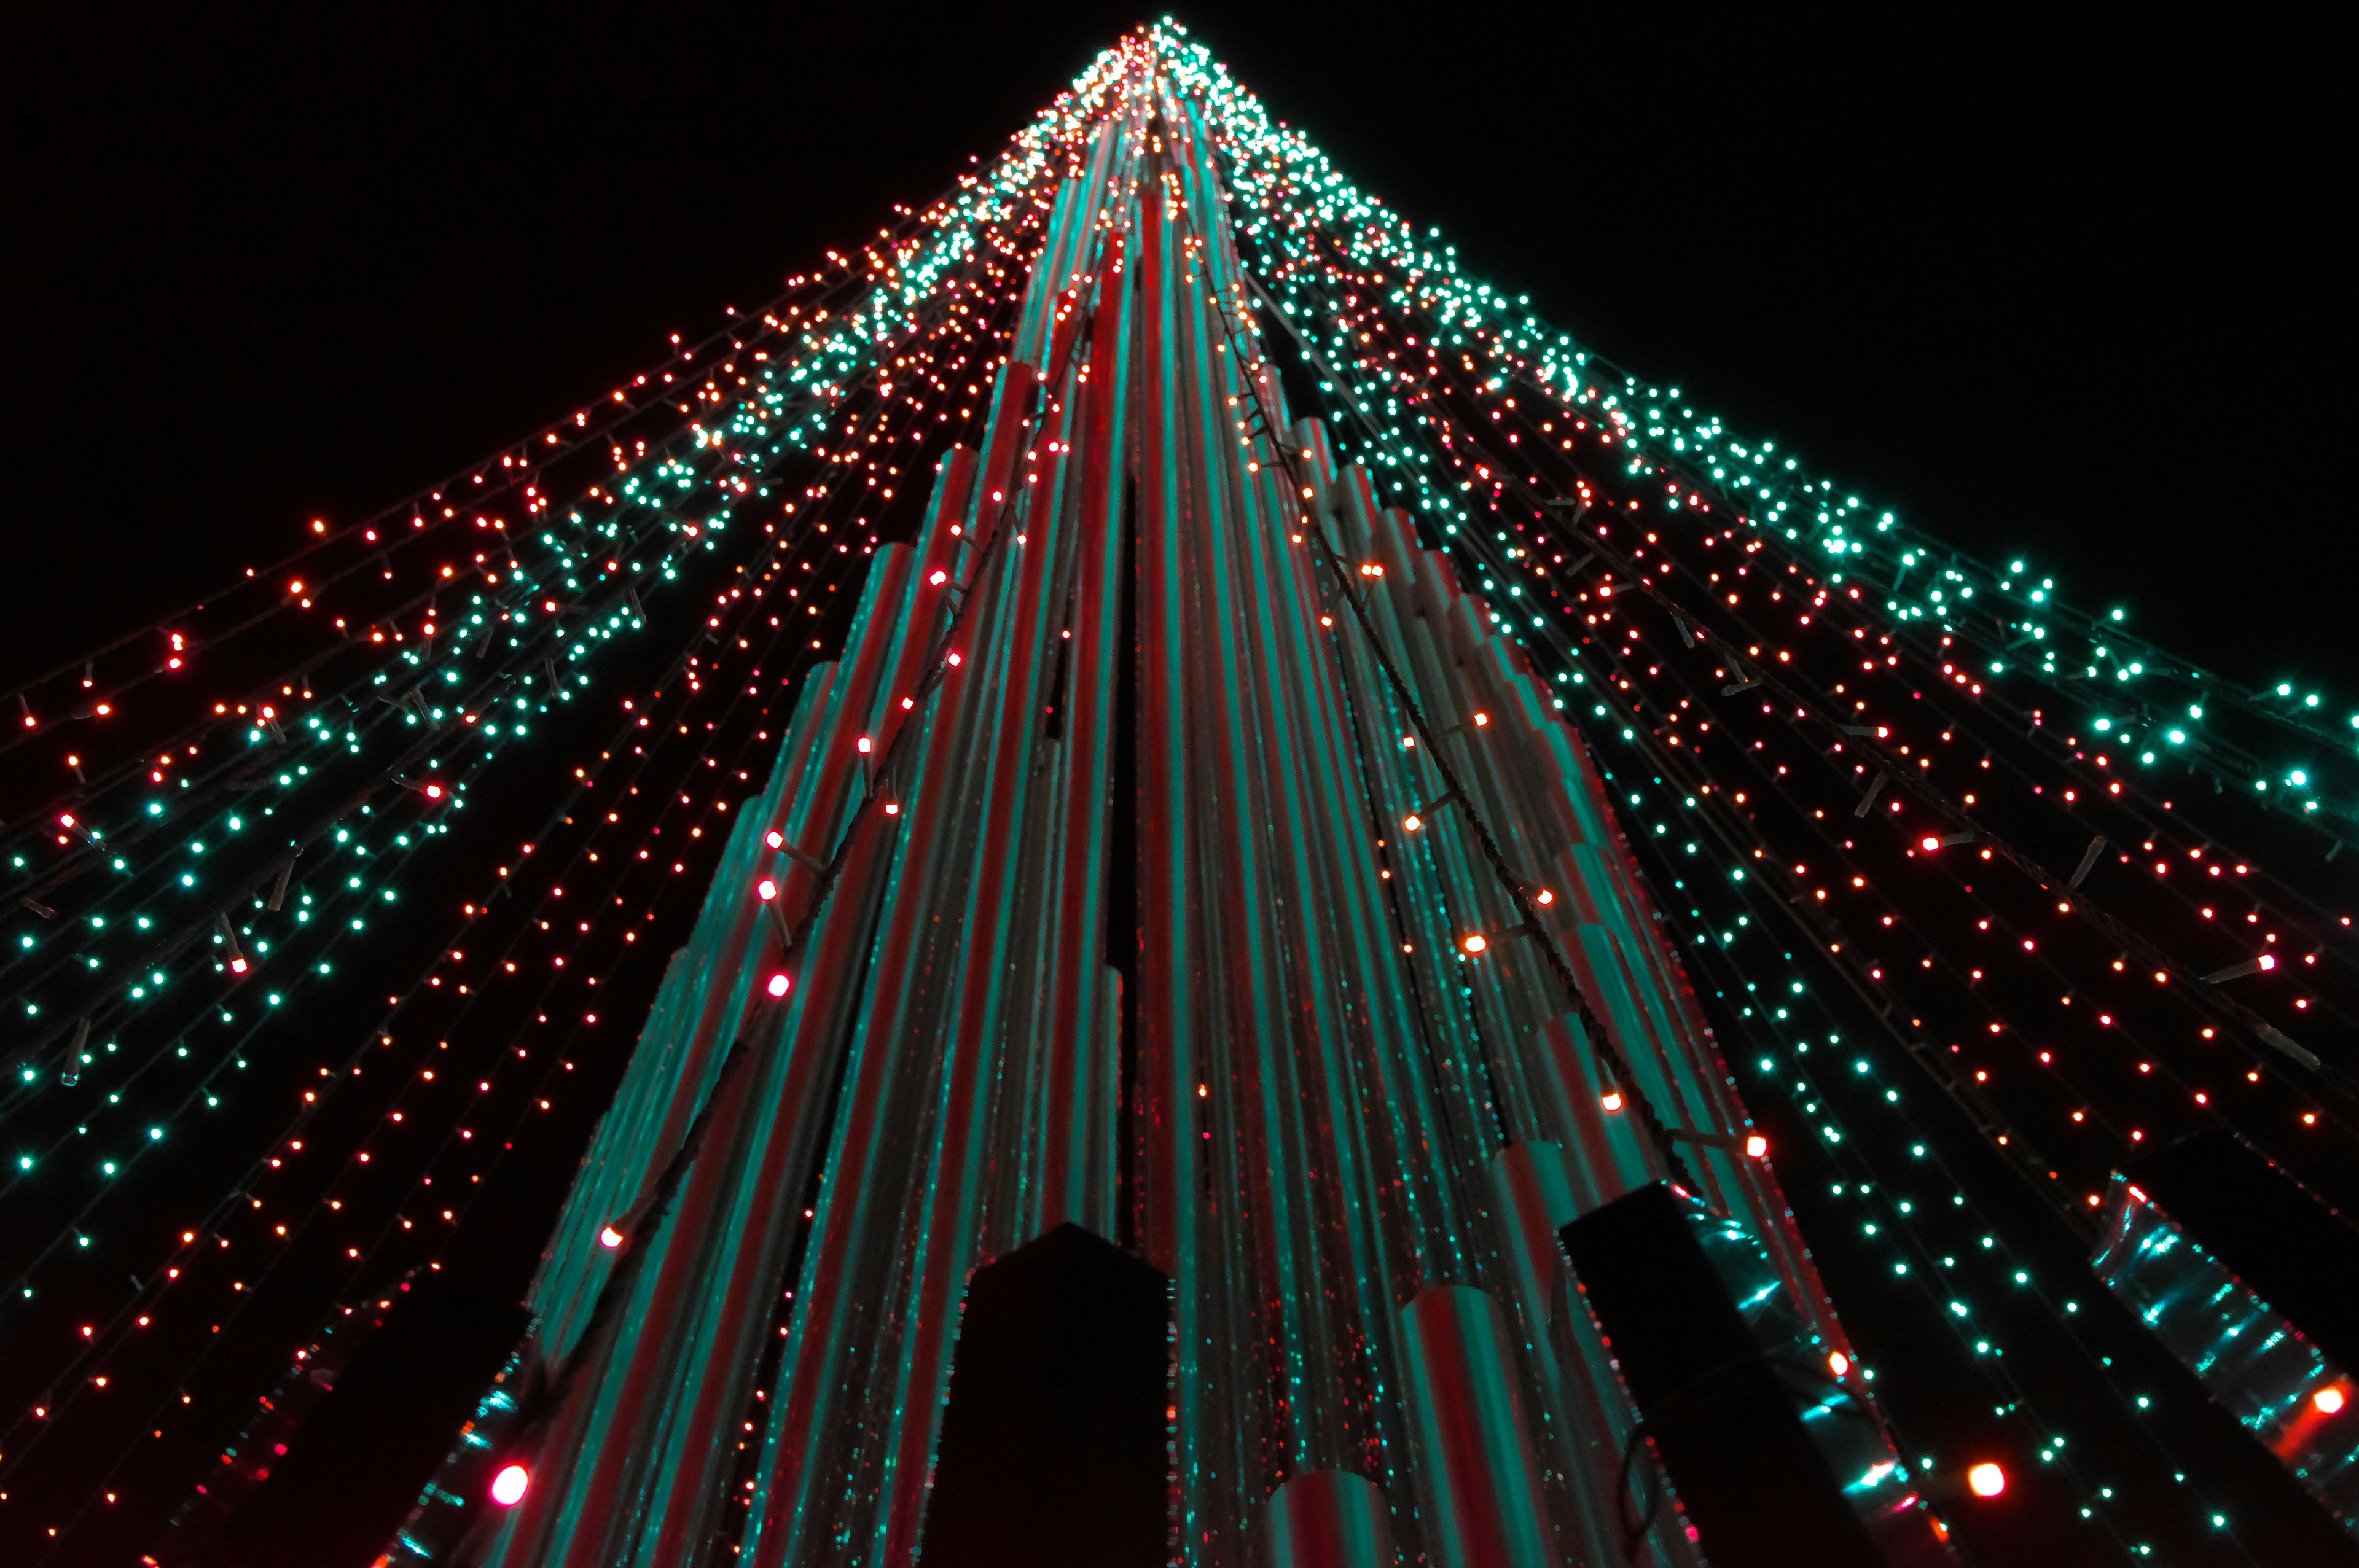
[2,24,2352,1567]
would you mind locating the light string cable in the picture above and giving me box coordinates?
[0,175,995,758]
[1251,219,2355,1022]
[34,554,843,1553]
[1245,195,2349,990]
[1169,164,1702,1192]
[4,434,916,1535]
[0,159,1071,1471]
[0,177,1041,1101]
[1438,381,2357,1133]
[1578,646,2280,1560]
[0,359,881,1129]
[0,493,716,1093]
[1258,242,2357,1131]
[0,186,1052,1443]
[1311,330,2279,1553]
[0,255,933,1038]
[1187,53,2356,837]
[1388,357,2359,1125]
[0,258,873,857]
[0,176,1023,1000]
[1573,609,2337,1201]
[7,125,1080,1537]
[0,493,880,1346]
[0,56,1127,1310]
[0,186,1052,1414]
[512,181,1116,1446]
[1239,222,2314,1551]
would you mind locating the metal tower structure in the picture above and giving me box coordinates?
[463,54,1928,1568]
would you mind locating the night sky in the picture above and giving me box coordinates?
[1,5,2349,1562]
[4,6,2344,698]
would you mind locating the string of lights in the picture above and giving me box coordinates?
[5,22,2348,1564]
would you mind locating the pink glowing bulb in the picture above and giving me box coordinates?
[491,1464,530,1506]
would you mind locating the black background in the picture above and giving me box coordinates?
[2,4,2346,697]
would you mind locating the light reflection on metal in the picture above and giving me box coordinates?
[2091,1172,2359,1531]
[467,42,1911,1568]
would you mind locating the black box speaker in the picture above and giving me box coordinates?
[918,1223,1170,1567]
[1561,1182,1948,1568]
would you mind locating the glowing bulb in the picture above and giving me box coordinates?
[598,1226,623,1249]
[756,878,778,902]
[1473,711,1489,727]
[766,973,791,999]
[229,958,248,975]
[423,783,443,800]
[883,802,901,816]
[491,1463,530,1505]
[1600,1090,1624,1113]
[1966,1462,2006,1497]
[2316,1387,2346,1415]
[1461,933,1487,954]
[2258,953,2277,971]
[856,736,873,754]
[765,830,784,849]
[1402,813,1424,833]
[1745,1134,1768,1159]
[1535,889,1554,905]
[1921,836,1941,852]
[1828,1351,1850,1377]
[928,569,948,585]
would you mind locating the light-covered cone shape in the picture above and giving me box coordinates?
[469,36,1894,1568]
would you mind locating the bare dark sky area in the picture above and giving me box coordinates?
[2,4,2345,698]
